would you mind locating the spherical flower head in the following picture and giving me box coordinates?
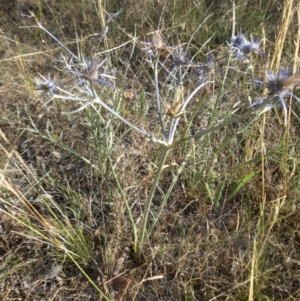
[252,69,300,126]
[80,58,116,88]
[266,69,291,94]
[196,53,215,84]
[231,33,263,61]
[82,59,102,81]
[231,33,247,49]
[172,47,190,67]
[35,74,56,95]
[264,69,300,126]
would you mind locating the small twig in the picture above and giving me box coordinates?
[99,11,121,43]
[30,11,79,61]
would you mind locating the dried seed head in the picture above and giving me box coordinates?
[83,59,99,80]
[78,58,115,88]
[141,31,173,56]
[152,31,165,49]
[166,101,184,118]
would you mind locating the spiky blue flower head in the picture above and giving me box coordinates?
[266,69,291,94]
[231,33,263,61]
[196,53,215,84]
[35,74,57,96]
[80,58,116,88]
[252,69,300,125]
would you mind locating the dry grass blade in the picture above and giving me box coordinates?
[270,0,296,71]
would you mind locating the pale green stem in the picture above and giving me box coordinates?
[147,147,192,240]
[249,56,256,105]
[107,152,138,251]
[168,81,213,144]
[53,94,167,146]
[35,18,78,60]
[171,97,274,148]
[153,53,167,141]
[66,252,110,300]
[136,147,170,258]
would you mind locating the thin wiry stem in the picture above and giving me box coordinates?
[67,253,111,300]
[154,54,167,141]
[168,81,213,144]
[170,95,275,149]
[146,147,192,241]
[248,56,256,105]
[278,94,288,126]
[107,146,138,254]
[34,16,79,61]
[53,93,167,146]
[136,147,170,260]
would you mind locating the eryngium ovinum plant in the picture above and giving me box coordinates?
[31,12,300,262]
